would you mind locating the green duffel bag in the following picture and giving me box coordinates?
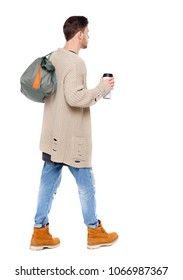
[20,53,57,103]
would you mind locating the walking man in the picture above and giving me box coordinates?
[30,16,118,250]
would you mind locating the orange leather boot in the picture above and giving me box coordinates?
[30,224,60,250]
[87,220,118,249]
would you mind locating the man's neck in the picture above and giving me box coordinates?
[64,41,80,55]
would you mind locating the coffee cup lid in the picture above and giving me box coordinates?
[103,73,113,77]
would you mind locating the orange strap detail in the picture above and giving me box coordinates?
[32,67,41,89]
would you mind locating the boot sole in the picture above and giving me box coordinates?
[87,237,118,249]
[30,244,60,251]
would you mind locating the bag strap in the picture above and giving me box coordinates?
[41,56,55,72]
[42,51,57,93]
[45,52,53,58]
[52,71,57,93]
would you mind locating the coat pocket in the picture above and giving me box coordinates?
[72,137,86,162]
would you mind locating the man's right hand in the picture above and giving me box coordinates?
[101,77,115,90]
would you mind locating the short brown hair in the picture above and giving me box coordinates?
[63,16,89,41]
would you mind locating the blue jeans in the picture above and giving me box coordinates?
[34,162,99,228]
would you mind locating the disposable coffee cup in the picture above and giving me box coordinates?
[103,73,113,99]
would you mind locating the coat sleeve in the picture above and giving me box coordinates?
[64,61,111,108]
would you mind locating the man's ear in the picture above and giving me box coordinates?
[78,31,83,40]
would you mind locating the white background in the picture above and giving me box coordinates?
[0,0,183,279]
